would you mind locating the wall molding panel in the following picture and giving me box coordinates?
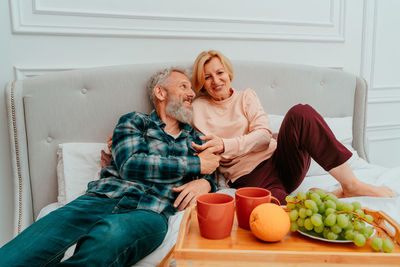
[368,135,400,142]
[367,123,400,132]
[360,0,377,88]
[367,123,400,142]
[368,86,400,104]
[368,95,400,104]
[11,0,346,41]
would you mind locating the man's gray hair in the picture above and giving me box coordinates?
[147,67,190,106]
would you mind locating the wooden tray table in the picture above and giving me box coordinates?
[167,205,400,266]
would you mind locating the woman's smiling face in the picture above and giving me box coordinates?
[203,57,232,101]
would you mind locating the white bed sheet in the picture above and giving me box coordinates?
[293,159,400,224]
[37,156,400,266]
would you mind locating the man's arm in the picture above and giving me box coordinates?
[112,113,202,182]
[172,148,221,211]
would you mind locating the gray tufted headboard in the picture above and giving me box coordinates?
[5,61,368,236]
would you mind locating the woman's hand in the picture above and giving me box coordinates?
[191,135,225,154]
[100,150,112,168]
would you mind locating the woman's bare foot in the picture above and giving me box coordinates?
[330,187,345,198]
[341,180,395,198]
[311,183,395,199]
[328,162,395,199]
[310,187,344,198]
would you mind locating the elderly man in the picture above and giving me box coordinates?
[0,67,220,266]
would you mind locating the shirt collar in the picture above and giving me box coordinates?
[150,110,165,128]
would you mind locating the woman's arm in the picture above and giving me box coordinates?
[192,88,273,159]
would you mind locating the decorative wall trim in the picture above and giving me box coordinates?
[361,1,400,92]
[370,85,400,91]
[368,95,400,104]
[367,123,400,142]
[33,0,336,27]
[368,86,400,104]
[368,135,400,142]
[360,0,377,88]
[367,123,400,132]
[11,0,346,42]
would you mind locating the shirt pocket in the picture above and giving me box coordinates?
[146,129,168,154]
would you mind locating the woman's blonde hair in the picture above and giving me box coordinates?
[192,50,234,93]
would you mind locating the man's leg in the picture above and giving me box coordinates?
[59,209,168,267]
[0,194,119,266]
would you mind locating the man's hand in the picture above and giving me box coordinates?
[197,148,221,174]
[172,179,211,211]
[191,135,225,154]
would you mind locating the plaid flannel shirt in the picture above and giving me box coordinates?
[87,110,216,217]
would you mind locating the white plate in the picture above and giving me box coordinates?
[297,227,375,243]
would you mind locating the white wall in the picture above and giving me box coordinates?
[362,0,400,166]
[0,0,16,247]
[1,0,399,245]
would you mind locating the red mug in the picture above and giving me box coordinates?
[235,187,280,230]
[197,193,235,239]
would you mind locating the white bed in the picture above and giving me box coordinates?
[5,61,399,266]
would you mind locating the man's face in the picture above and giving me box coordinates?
[164,72,195,124]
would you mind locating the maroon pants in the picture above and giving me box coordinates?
[228,104,352,204]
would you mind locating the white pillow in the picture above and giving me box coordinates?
[268,115,354,177]
[57,143,108,205]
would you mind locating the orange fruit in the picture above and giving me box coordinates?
[249,203,290,242]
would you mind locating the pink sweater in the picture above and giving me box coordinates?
[192,88,277,183]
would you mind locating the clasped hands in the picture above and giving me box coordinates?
[173,135,223,211]
[100,135,224,211]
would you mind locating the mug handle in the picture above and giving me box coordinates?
[270,196,280,206]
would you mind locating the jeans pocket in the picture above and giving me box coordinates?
[115,195,139,213]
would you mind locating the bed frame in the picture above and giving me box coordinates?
[5,61,368,237]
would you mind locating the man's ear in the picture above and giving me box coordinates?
[154,86,167,102]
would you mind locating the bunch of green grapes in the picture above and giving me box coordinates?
[286,189,394,253]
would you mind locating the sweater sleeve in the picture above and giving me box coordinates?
[222,88,272,159]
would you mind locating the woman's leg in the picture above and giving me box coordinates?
[277,104,394,198]
[228,159,289,204]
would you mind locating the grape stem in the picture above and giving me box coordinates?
[287,200,302,205]
[336,210,370,224]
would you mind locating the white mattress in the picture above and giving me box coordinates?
[37,156,400,266]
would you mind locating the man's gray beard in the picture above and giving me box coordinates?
[166,98,193,124]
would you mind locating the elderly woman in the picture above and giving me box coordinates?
[191,50,394,204]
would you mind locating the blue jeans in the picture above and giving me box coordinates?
[0,194,168,266]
